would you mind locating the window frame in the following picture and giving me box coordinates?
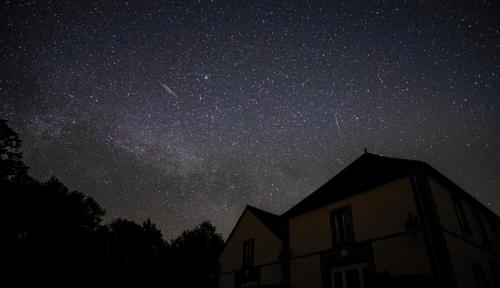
[330,205,355,246]
[452,196,472,236]
[331,263,368,288]
[242,239,255,268]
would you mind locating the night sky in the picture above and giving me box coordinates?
[1,0,499,238]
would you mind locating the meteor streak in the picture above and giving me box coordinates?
[159,82,179,98]
[334,113,342,138]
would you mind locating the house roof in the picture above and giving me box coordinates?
[246,205,284,239]
[223,152,499,249]
[283,152,425,217]
[282,152,500,222]
[221,205,284,250]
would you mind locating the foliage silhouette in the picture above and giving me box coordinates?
[168,221,224,287]
[0,118,29,182]
[1,118,224,287]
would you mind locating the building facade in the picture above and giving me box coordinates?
[218,153,500,288]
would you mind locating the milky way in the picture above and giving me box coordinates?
[1,1,499,238]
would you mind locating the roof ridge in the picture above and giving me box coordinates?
[283,152,422,217]
[362,152,427,163]
[245,205,284,240]
[246,204,280,217]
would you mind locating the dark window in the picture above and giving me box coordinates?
[472,263,488,288]
[242,239,254,268]
[452,197,471,235]
[488,260,500,288]
[330,206,355,245]
[333,271,343,288]
[345,269,361,288]
[473,210,489,246]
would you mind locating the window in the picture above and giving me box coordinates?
[488,260,500,288]
[452,197,471,235]
[472,263,488,288]
[242,239,254,268]
[330,205,355,245]
[331,264,368,288]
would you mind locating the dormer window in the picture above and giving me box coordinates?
[330,205,355,245]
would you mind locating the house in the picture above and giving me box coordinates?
[217,152,500,288]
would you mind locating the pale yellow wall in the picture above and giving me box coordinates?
[290,255,322,288]
[444,233,498,288]
[429,178,472,239]
[429,176,500,287]
[218,274,234,288]
[372,233,431,274]
[219,210,282,273]
[429,177,499,251]
[261,264,282,285]
[289,177,418,257]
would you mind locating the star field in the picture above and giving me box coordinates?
[1,0,499,237]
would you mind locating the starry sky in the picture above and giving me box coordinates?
[1,0,499,238]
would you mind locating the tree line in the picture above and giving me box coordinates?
[0,118,224,286]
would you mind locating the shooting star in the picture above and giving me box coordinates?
[158,82,179,98]
[334,113,343,138]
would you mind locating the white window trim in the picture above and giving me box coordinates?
[331,263,368,288]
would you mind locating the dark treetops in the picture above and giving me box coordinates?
[0,118,224,287]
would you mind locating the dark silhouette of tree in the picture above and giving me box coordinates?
[0,118,106,281]
[0,118,29,182]
[108,218,149,265]
[168,221,224,288]
[1,118,225,287]
[3,177,106,281]
[40,177,105,233]
[103,218,170,284]
[142,218,167,260]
